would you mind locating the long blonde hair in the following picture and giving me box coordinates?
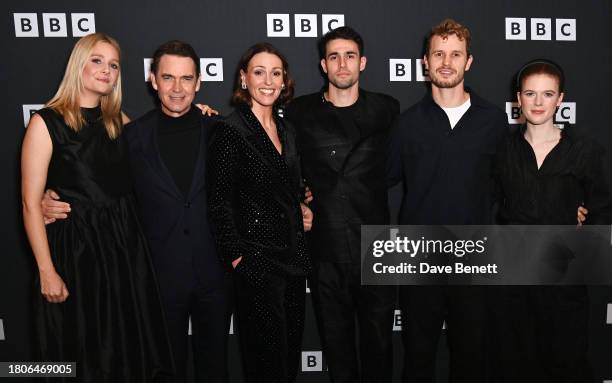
[46,33,123,139]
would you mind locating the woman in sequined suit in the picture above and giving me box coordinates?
[207,43,313,383]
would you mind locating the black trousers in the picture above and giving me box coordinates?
[398,285,488,383]
[157,274,233,383]
[310,261,397,383]
[234,272,306,383]
[489,286,592,383]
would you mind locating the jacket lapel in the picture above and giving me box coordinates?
[186,117,210,199]
[227,109,296,200]
[139,114,183,199]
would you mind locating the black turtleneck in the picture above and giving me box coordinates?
[158,106,201,197]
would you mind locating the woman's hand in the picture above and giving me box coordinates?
[39,269,69,303]
[232,256,243,269]
[301,203,313,232]
[194,103,219,116]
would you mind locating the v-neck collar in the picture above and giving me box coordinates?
[239,105,287,163]
[518,124,567,174]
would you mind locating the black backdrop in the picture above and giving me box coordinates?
[3,1,612,382]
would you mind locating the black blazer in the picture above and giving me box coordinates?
[125,109,225,288]
[207,106,310,288]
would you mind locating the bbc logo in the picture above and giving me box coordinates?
[392,309,445,331]
[143,58,224,82]
[389,59,430,82]
[393,309,402,331]
[14,13,95,37]
[301,351,327,371]
[506,102,576,124]
[505,18,576,41]
[22,104,45,127]
[267,14,344,37]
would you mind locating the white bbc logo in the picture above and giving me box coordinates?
[506,102,525,124]
[267,14,344,37]
[389,59,429,82]
[143,58,224,82]
[505,17,576,41]
[392,309,445,331]
[23,104,45,127]
[200,58,223,82]
[301,351,327,371]
[14,13,95,37]
[556,102,576,124]
[393,309,402,331]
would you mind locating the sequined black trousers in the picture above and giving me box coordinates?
[234,272,306,383]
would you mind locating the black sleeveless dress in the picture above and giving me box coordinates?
[34,106,173,382]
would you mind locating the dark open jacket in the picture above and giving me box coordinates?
[207,106,310,288]
[124,109,226,288]
[286,89,400,263]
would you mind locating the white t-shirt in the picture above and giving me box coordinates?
[441,97,471,129]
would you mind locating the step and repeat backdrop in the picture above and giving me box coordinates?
[3,0,612,381]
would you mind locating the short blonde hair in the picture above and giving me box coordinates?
[46,32,123,139]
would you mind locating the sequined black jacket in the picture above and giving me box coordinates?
[207,106,310,287]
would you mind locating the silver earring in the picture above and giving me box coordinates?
[241,79,247,90]
[281,83,285,90]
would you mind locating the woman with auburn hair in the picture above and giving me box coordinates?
[207,42,312,382]
[21,33,172,381]
[493,59,612,382]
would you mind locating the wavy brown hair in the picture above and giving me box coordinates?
[426,19,472,56]
[231,43,294,108]
[46,33,123,139]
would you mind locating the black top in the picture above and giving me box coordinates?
[40,106,132,203]
[494,125,612,225]
[286,89,400,263]
[207,106,309,287]
[388,89,509,225]
[157,106,201,197]
[125,108,224,287]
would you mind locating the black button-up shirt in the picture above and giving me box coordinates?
[494,125,612,225]
[388,89,509,225]
[286,89,399,262]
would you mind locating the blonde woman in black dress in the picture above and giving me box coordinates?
[21,33,172,382]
